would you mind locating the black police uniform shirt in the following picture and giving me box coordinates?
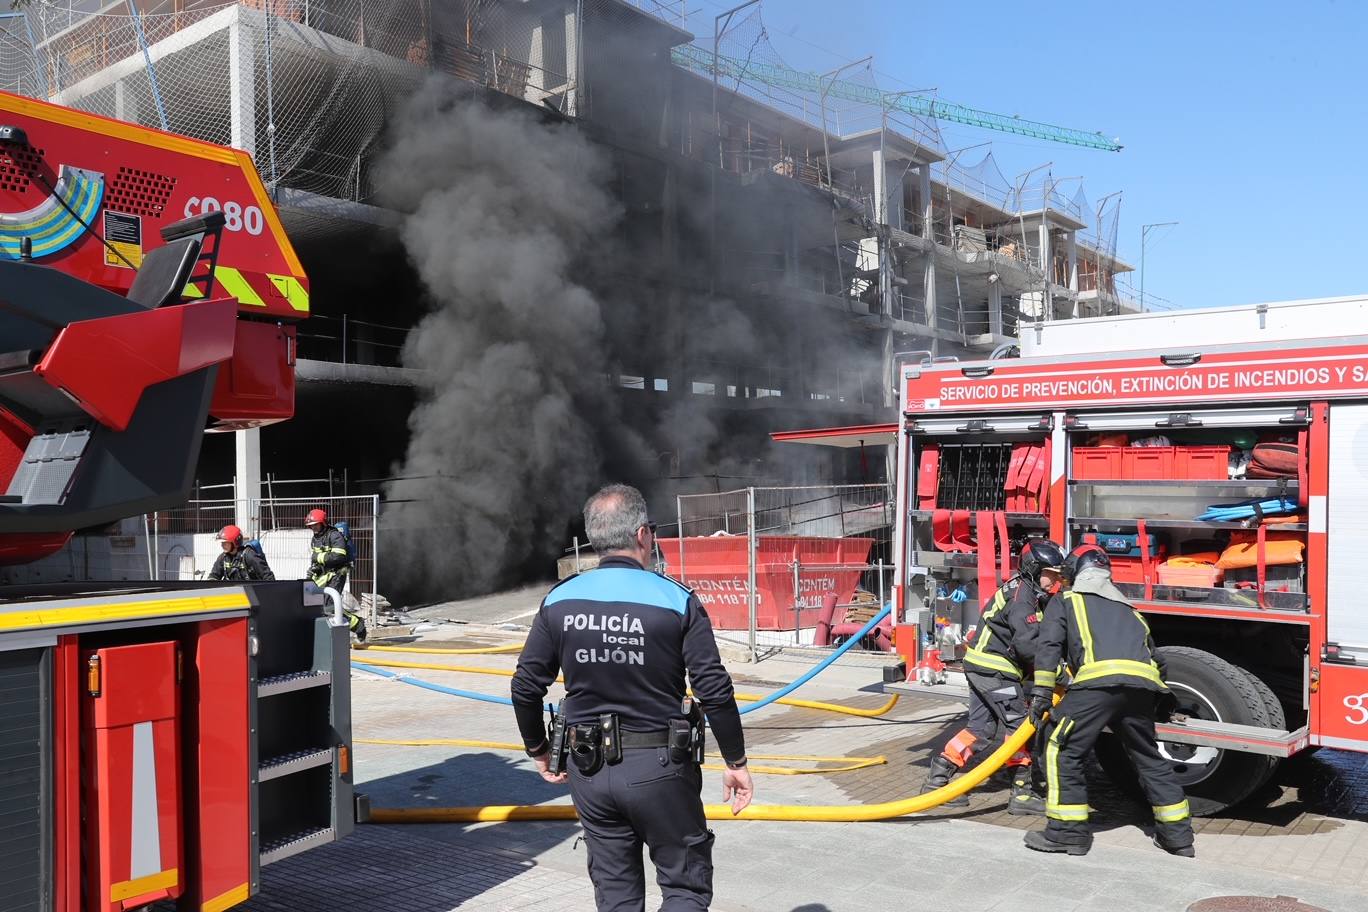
[511,555,746,765]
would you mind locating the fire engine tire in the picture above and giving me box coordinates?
[1093,646,1277,816]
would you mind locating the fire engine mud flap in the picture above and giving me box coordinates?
[1096,646,1283,816]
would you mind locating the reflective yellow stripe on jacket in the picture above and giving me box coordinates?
[1065,592,1164,687]
[963,590,1023,679]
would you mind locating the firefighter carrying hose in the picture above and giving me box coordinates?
[921,539,1065,814]
[207,525,274,582]
[1024,544,1195,857]
[305,508,364,641]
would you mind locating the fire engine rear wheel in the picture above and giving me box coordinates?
[1094,646,1278,816]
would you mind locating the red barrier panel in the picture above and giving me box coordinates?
[657,535,875,630]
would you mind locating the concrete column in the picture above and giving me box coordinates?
[1037,220,1052,316]
[988,280,1004,338]
[234,428,261,535]
[872,150,905,231]
[564,7,580,117]
[227,21,256,155]
[923,256,937,346]
[918,164,933,241]
[1066,231,1079,292]
[527,21,547,101]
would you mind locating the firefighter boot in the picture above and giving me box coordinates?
[1023,830,1091,856]
[349,613,368,645]
[920,754,968,807]
[1008,772,1046,816]
[1152,835,1195,858]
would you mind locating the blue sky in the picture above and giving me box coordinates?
[678,0,1368,309]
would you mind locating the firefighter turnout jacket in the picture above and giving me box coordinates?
[309,526,352,589]
[964,578,1046,680]
[1033,591,1168,693]
[510,555,746,765]
[208,547,274,582]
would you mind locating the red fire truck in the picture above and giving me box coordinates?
[883,299,1368,814]
[1,91,352,910]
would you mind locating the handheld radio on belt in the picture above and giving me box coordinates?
[669,697,705,764]
[548,709,569,776]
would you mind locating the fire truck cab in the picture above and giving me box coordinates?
[889,295,1368,814]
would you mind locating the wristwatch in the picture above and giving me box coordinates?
[526,740,550,759]
[725,757,748,770]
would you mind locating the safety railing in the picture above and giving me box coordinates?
[668,485,894,659]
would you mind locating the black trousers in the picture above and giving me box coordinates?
[568,746,715,911]
[1043,686,1194,848]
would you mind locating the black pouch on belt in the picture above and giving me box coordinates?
[668,718,693,764]
[600,713,623,765]
[570,723,604,776]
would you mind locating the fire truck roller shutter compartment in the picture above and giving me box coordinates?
[0,647,47,912]
[1317,403,1368,751]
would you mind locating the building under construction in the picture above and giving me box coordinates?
[1,0,1138,590]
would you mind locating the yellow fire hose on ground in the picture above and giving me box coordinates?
[353,656,901,719]
[358,643,524,655]
[357,739,886,776]
[365,718,1037,824]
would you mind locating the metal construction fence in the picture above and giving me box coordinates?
[2,495,381,624]
[663,484,894,658]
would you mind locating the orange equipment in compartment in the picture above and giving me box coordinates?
[82,641,183,912]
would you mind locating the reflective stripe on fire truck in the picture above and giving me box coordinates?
[109,720,179,901]
[268,273,310,312]
[203,883,252,912]
[0,590,250,632]
[216,266,266,307]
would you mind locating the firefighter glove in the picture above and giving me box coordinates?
[1156,690,1185,723]
[1028,690,1053,725]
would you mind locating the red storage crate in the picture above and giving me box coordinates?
[1121,447,1175,479]
[1174,446,1231,480]
[1072,447,1123,479]
[1109,550,1167,585]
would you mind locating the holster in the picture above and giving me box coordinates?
[570,723,604,776]
[669,698,706,764]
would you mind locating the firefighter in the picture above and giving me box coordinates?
[305,508,363,641]
[921,539,1066,814]
[207,524,275,582]
[1024,544,1195,857]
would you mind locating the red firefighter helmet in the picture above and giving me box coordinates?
[218,524,243,545]
[305,508,328,527]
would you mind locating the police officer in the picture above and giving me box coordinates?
[512,484,754,911]
[1025,544,1195,857]
[207,525,274,582]
[305,508,363,641]
[921,539,1065,814]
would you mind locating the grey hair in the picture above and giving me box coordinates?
[584,484,649,553]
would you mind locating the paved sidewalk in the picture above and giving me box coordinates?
[244,628,1368,911]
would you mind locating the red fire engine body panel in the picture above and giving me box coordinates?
[905,342,1368,413]
[0,91,308,320]
[896,336,1368,760]
[82,641,184,911]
